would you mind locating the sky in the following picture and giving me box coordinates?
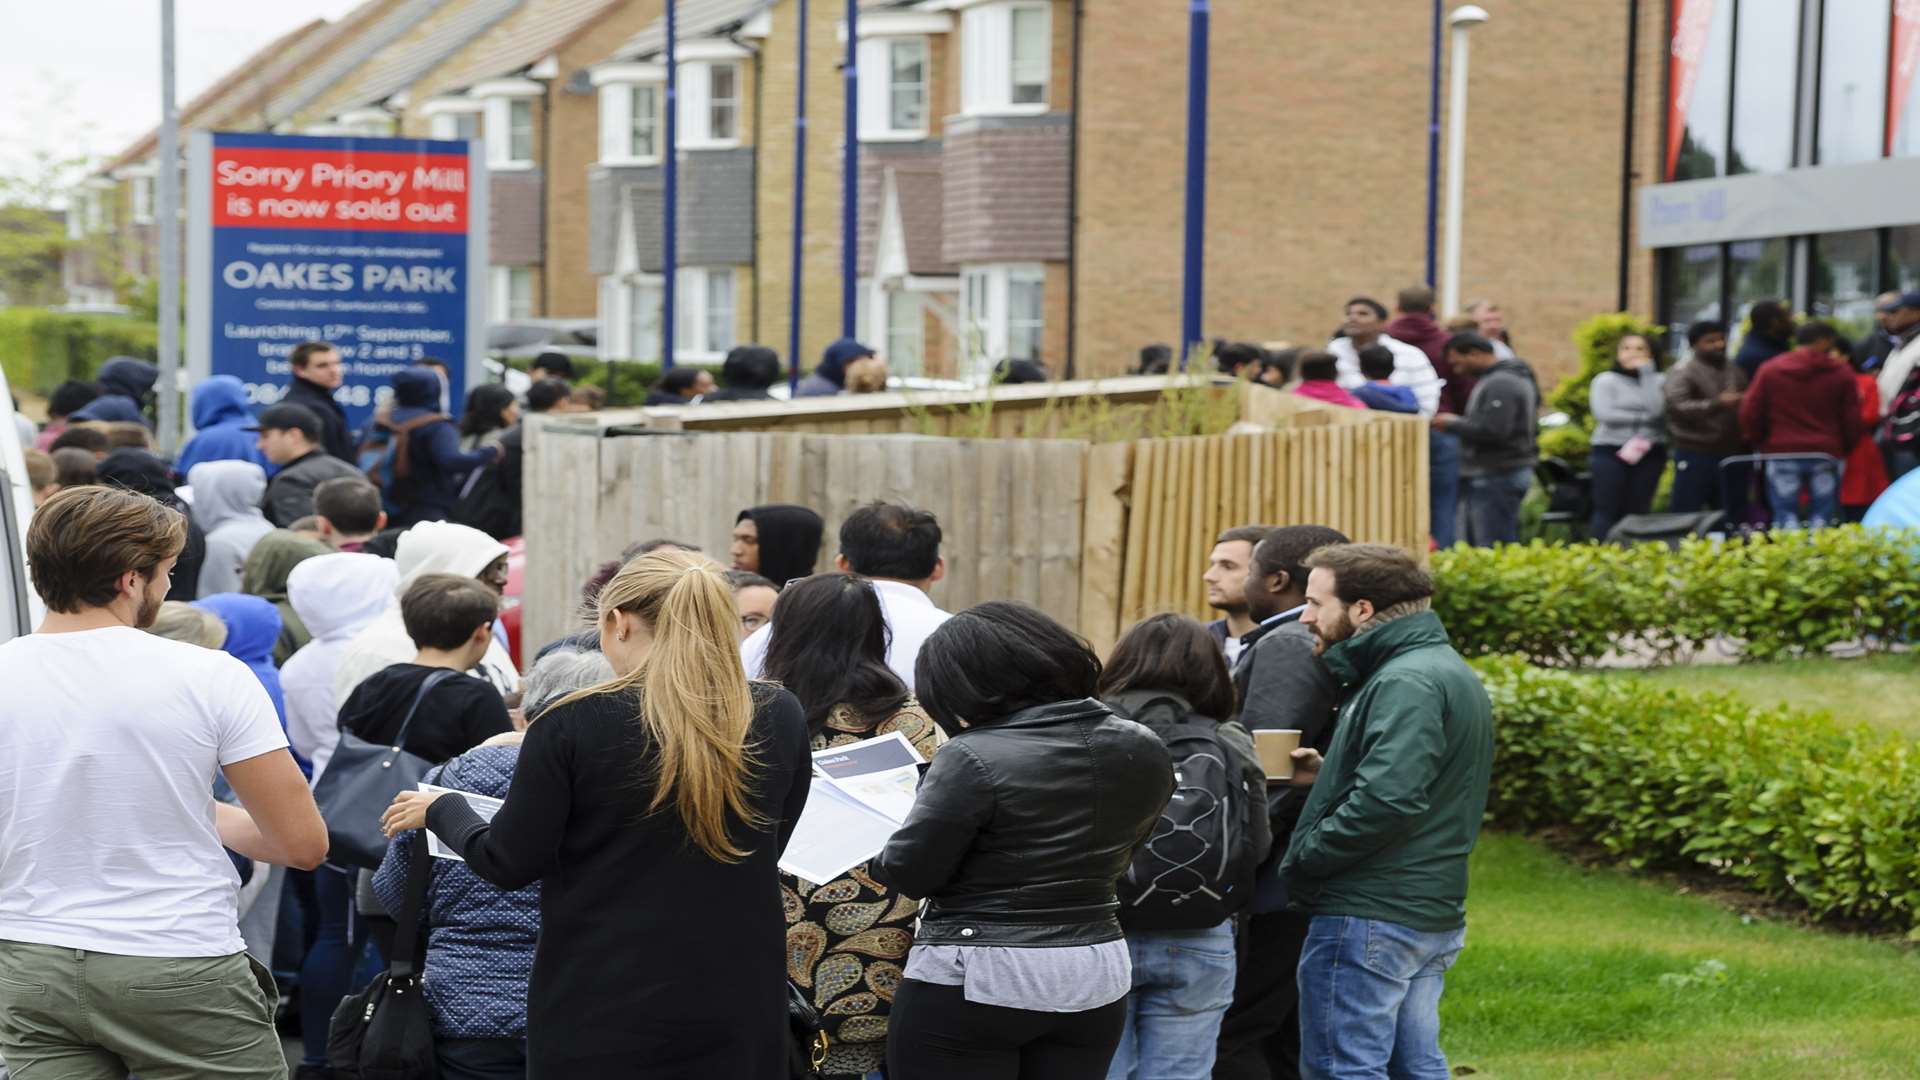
[0,1,365,184]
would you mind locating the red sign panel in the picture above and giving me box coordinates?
[210,146,470,234]
[1666,0,1719,181]
[1891,0,1920,155]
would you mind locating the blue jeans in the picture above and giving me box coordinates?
[1588,444,1668,541]
[1765,458,1841,528]
[1428,432,1461,549]
[1462,466,1533,547]
[300,865,381,1065]
[1297,916,1466,1080]
[1105,921,1237,1080]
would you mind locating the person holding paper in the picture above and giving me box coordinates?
[379,550,812,1079]
[372,648,613,1080]
[872,602,1174,1080]
[761,573,940,1079]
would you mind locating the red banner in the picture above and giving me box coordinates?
[211,147,469,233]
[1666,0,1719,180]
[1891,0,1920,155]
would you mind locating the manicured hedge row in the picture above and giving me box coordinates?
[0,308,158,394]
[1476,656,1920,933]
[1433,527,1920,666]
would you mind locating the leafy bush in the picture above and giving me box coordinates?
[1433,526,1920,666]
[1546,311,1664,427]
[0,308,159,394]
[1536,422,1591,462]
[1476,656,1920,933]
[497,355,720,409]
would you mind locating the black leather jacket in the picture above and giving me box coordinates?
[871,698,1174,947]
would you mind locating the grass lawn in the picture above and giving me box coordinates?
[1441,832,1920,1078]
[1619,653,1920,740]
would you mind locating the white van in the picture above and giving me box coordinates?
[0,364,43,643]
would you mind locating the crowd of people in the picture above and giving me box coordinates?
[2,425,1493,1080]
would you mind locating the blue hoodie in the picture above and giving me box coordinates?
[795,338,874,397]
[175,376,267,477]
[193,592,288,733]
[386,367,497,526]
[71,357,159,426]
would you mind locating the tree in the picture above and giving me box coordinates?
[0,79,103,307]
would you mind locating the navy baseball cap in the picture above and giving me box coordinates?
[1879,291,1920,312]
[250,402,323,438]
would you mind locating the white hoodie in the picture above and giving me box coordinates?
[188,460,274,598]
[332,521,519,709]
[281,553,400,780]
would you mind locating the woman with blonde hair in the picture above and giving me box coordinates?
[382,549,812,1077]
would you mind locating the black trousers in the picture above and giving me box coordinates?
[1211,909,1312,1080]
[886,978,1127,1080]
[437,1036,527,1080]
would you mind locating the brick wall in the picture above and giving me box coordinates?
[1072,0,1657,383]
[942,114,1070,266]
[490,170,545,267]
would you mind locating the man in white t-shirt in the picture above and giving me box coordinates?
[742,501,953,691]
[0,486,327,1078]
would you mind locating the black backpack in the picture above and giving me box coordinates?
[1115,696,1263,930]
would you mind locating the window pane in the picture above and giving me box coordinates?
[1727,237,1790,352]
[1812,229,1883,339]
[1010,7,1048,105]
[962,271,989,362]
[1670,0,1732,180]
[629,280,661,363]
[890,40,928,131]
[888,292,924,376]
[631,86,656,157]
[1729,0,1798,173]
[509,100,534,162]
[1817,0,1890,165]
[1661,244,1723,360]
[508,268,534,320]
[1895,14,1920,157]
[1008,274,1044,361]
[709,65,737,141]
[1889,225,1920,292]
[706,269,736,352]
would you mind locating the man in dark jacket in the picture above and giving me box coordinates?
[1739,321,1861,528]
[1281,543,1492,1080]
[257,403,362,527]
[281,341,355,462]
[1664,320,1750,517]
[1203,524,1273,663]
[1214,525,1349,1080]
[708,345,783,402]
[729,504,825,585]
[1734,299,1794,380]
[382,367,500,527]
[1432,334,1539,546]
[70,357,158,427]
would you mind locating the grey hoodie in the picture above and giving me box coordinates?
[1589,367,1668,448]
[1451,357,1540,476]
[187,460,273,598]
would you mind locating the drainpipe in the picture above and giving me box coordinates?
[842,0,858,338]
[790,0,809,393]
[1424,0,1441,287]
[1065,0,1083,379]
[1617,0,1640,312]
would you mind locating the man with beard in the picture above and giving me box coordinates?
[1279,543,1493,1080]
[0,486,326,1077]
[1214,525,1348,1080]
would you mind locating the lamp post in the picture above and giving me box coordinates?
[1439,4,1487,317]
[789,0,808,394]
[156,0,181,452]
[1177,0,1209,370]
[663,0,679,368]
[842,0,858,338]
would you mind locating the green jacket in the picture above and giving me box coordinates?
[1279,610,1493,932]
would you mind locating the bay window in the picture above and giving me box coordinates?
[962,2,1050,116]
[859,36,931,139]
[959,264,1046,374]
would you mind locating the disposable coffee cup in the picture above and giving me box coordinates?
[1255,729,1302,780]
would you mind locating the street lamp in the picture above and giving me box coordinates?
[1439,4,1488,317]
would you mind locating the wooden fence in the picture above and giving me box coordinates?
[523,380,1427,656]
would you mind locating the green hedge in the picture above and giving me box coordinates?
[1477,656,1920,933]
[497,355,723,409]
[0,308,159,394]
[1434,527,1920,666]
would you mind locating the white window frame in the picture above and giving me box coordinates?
[959,263,1045,376]
[427,102,484,142]
[476,80,543,170]
[961,2,1051,117]
[600,272,664,362]
[858,36,931,141]
[673,266,738,360]
[492,266,535,321]
[678,61,743,149]
[129,174,155,225]
[592,63,667,166]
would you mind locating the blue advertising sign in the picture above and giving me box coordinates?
[187,132,487,435]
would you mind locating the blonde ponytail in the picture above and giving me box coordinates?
[568,549,764,862]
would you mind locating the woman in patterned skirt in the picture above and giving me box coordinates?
[762,573,941,1080]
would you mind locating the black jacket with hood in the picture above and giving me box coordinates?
[737,504,825,586]
[1450,357,1540,476]
[95,449,207,602]
[283,374,355,463]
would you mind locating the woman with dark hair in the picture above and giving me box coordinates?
[1588,332,1669,540]
[1257,346,1299,388]
[1097,614,1270,1080]
[872,602,1174,1080]
[459,384,520,450]
[762,573,938,1079]
[642,366,716,406]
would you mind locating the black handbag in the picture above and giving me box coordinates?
[787,981,829,1079]
[312,670,458,869]
[327,831,437,1080]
